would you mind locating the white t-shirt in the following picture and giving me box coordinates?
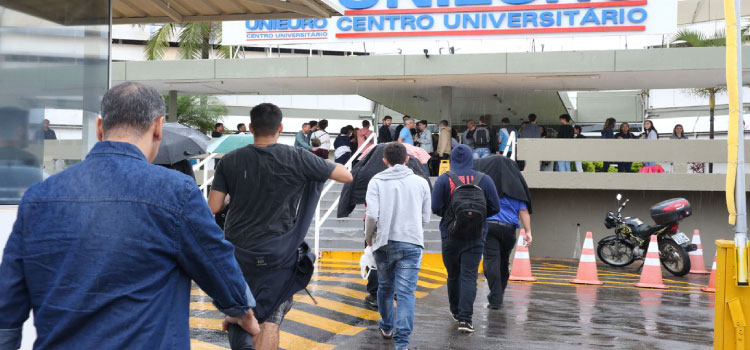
[312,130,331,150]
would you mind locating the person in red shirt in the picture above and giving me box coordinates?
[357,120,374,153]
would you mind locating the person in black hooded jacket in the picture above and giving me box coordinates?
[431,144,500,334]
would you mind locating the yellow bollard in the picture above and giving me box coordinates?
[714,240,750,349]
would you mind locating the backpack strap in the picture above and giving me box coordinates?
[471,172,485,186]
[446,172,465,187]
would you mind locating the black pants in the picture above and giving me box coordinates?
[442,237,484,323]
[483,222,517,307]
[618,162,632,173]
[601,162,612,172]
[367,268,379,297]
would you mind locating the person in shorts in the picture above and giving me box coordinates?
[209,103,352,350]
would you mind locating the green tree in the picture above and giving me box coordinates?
[145,22,229,60]
[167,95,227,133]
[146,23,230,132]
[671,29,749,172]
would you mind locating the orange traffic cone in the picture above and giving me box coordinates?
[702,252,717,293]
[634,235,668,289]
[509,230,537,282]
[688,230,710,274]
[570,232,604,285]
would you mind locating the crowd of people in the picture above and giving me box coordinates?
[293,119,376,165]
[0,82,536,350]
[598,117,688,172]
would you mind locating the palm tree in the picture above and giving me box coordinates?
[170,95,228,132]
[146,23,230,132]
[671,29,749,172]
[145,22,229,60]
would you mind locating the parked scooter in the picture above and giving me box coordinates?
[597,194,697,276]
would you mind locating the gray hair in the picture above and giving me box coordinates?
[404,118,415,125]
[101,82,165,136]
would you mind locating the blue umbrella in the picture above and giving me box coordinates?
[207,134,254,153]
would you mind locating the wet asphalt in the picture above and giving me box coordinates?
[190,259,714,350]
[332,261,714,350]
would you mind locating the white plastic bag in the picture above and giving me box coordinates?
[360,246,377,280]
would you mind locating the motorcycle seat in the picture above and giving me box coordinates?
[634,224,667,238]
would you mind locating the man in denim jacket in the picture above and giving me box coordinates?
[0,82,259,350]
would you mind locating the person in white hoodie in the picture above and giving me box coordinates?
[364,142,431,350]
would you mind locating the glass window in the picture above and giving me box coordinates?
[0,0,110,204]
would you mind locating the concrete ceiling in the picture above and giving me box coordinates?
[113,68,728,124]
[110,47,750,124]
[0,0,343,25]
[111,0,344,24]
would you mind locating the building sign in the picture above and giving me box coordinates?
[222,0,677,45]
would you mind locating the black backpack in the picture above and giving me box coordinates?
[446,172,488,239]
[474,127,490,147]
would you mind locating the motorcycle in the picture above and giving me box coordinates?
[596,194,698,276]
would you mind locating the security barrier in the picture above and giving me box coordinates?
[714,240,750,350]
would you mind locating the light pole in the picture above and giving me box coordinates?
[725,0,748,284]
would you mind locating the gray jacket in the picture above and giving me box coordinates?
[462,129,475,148]
[364,164,431,252]
[417,130,433,153]
[519,123,543,138]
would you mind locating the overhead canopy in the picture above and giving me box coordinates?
[678,0,750,24]
[0,0,343,25]
[112,0,344,24]
[110,47,750,125]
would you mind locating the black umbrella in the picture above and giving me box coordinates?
[154,123,210,165]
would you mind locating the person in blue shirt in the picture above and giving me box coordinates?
[432,145,500,334]
[0,82,260,350]
[398,118,416,145]
[496,117,515,157]
[484,196,532,310]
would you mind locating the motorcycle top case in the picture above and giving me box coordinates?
[650,198,692,225]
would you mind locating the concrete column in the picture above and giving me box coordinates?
[168,90,178,123]
[82,111,98,156]
[440,86,452,125]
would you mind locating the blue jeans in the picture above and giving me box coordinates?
[374,241,423,350]
[442,237,484,322]
[556,161,571,172]
[473,147,490,159]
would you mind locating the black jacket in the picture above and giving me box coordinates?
[337,143,430,218]
[378,125,393,143]
[474,154,533,214]
[232,181,322,323]
[558,125,574,139]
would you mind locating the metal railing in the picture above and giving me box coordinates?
[502,131,517,161]
[193,153,219,199]
[313,132,377,256]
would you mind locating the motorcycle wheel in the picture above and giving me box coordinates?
[659,239,691,276]
[596,238,635,267]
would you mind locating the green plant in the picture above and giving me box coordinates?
[631,162,644,173]
[166,95,227,132]
[672,29,749,173]
[145,22,229,60]
[591,161,604,172]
